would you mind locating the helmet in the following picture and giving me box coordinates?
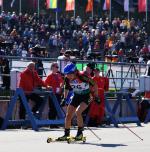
[64,63,76,74]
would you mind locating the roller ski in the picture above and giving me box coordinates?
[67,135,86,144]
[67,129,86,144]
[47,128,71,143]
[47,135,70,143]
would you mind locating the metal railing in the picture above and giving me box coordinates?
[0,55,147,96]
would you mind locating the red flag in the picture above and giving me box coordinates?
[27,0,37,8]
[138,0,146,12]
[33,0,37,9]
[66,0,75,11]
[86,0,93,12]
[103,0,110,10]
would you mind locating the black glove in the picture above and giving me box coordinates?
[60,98,67,107]
[94,96,101,104]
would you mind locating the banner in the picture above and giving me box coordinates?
[46,0,57,9]
[103,0,110,10]
[66,0,75,11]
[124,0,129,12]
[86,0,93,12]
[138,0,146,12]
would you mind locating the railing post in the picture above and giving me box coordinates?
[120,63,124,90]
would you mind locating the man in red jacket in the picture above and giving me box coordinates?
[19,62,46,119]
[88,68,109,126]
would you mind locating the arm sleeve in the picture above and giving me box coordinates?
[19,73,25,88]
[80,75,95,86]
[34,71,46,87]
[88,77,95,86]
[104,77,109,91]
[44,75,51,86]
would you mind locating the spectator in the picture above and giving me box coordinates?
[19,62,46,119]
[57,50,75,74]
[138,60,150,121]
[34,59,44,78]
[75,16,82,30]
[1,59,10,89]
[82,63,95,77]
[44,62,63,122]
[88,68,109,126]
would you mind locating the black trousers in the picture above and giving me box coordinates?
[19,93,43,119]
[48,94,61,120]
[141,100,150,110]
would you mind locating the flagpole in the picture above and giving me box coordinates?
[56,0,58,28]
[146,0,148,22]
[19,0,22,14]
[127,0,130,20]
[92,0,94,19]
[74,0,76,18]
[109,0,112,21]
[1,0,3,11]
[37,0,40,18]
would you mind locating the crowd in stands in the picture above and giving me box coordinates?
[0,11,150,63]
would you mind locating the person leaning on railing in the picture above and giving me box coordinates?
[44,62,63,124]
[19,62,47,120]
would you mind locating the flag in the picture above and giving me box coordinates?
[10,0,15,8]
[86,0,93,12]
[0,0,3,6]
[138,0,146,12]
[124,0,129,12]
[66,0,75,11]
[46,0,57,9]
[103,0,110,10]
[33,0,37,9]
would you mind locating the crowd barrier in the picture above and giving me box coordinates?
[104,91,141,127]
[1,88,65,131]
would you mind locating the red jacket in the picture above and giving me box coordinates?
[88,76,109,123]
[44,73,63,94]
[145,92,150,99]
[19,68,46,92]
[92,76,109,91]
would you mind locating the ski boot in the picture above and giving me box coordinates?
[75,127,84,141]
[56,128,70,141]
[56,135,69,141]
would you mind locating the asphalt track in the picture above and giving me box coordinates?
[0,123,150,152]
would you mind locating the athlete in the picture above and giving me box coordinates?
[58,63,100,140]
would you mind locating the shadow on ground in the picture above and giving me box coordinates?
[71,141,127,147]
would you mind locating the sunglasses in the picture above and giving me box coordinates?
[54,66,59,68]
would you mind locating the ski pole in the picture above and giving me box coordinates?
[86,126,101,141]
[113,115,143,141]
[103,107,144,141]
